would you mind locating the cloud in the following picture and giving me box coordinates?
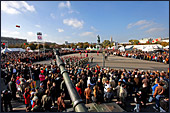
[50,13,55,19]
[35,25,41,28]
[63,18,84,29]
[79,32,94,37]
[127,20,152,29]
[1,30,21,38]
[10,31,20,35]
[57,28,64,32]
[68,10,79,14]
[58,1,71,9]
[146,27,165,33]
[1,1,35,14]
[1,30,8,33]
[44,34,48,37]
[91,26,97,31]
[1,30,20,35]
[27,32,35,36]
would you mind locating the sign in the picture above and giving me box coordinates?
[37,32,42,40]
[16,79,21,85]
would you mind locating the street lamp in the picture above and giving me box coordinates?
[102,48,105,68]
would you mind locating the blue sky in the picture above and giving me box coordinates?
[1,1,169,44]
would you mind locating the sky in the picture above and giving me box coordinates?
[1,1,169,44]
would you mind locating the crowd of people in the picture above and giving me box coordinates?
[1,51,169,112]
[114,50,169,64]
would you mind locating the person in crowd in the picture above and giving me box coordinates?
[57,92,66,112]
[8,78,17,100]
[23,87,31,109]
[92,85,102,104]
[133,91,142,112]
[153,81,165,111]
[50,82,57,106]
[31,99,44,112]
[104,88,113,103]
[75,82,82,97]
[41,89,53,111]
[2,90,13,112]
[84,84,92,104]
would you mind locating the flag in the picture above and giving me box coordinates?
[16,25,20,28]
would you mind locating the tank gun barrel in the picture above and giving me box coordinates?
[53,49,88,112]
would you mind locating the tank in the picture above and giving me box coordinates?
[54,49,126,112]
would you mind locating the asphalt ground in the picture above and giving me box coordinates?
[34,53,168,72]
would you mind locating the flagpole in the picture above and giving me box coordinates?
[43,41,45,56]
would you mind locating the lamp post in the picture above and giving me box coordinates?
[102,48,105,68]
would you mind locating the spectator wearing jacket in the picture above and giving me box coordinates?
[23,87,31,109]
[153,82,165,111]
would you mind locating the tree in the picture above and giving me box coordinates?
[129,39,139,45]
[70,43,75,48]
[76,42,83,48]
[29,43,36,50]
[83,42,89,49]
[66,45,71,48]
[160,42,169,47]
[102,40,110,48]
[44,44,50,49]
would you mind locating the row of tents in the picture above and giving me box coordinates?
[118,44,169,52]
[1,48,27,53]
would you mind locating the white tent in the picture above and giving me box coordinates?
[118,46,125,52]
[164,45,169,49]
[1,48,12,53]
[8,48,26,52]
[28,50,33,52]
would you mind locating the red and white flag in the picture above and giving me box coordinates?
[16,25,20,28]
